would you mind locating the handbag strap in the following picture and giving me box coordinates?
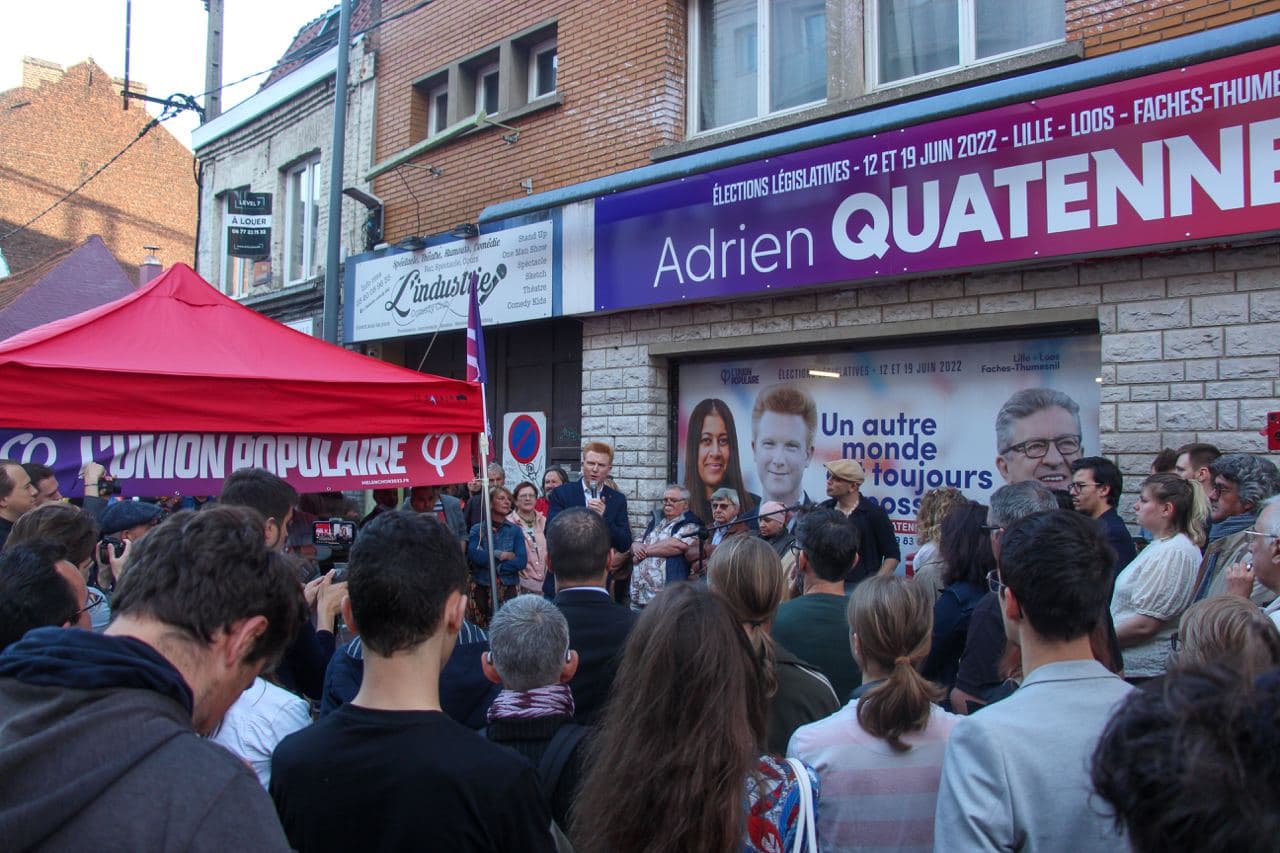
[783,757,818,853]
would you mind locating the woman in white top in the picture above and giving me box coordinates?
[788,574,959,852]
[211,677,311,787]
[1111,473,1207,679]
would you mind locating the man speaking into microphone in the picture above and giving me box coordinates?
[547,442,632,592]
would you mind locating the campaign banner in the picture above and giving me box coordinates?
[597,45,1280,310]
[676,335,1099,553]
[226,187,272,258]
[347,220,553,342]
[0,429,474,497]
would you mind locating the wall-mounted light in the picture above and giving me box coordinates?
[450,223,479,239]
[343,187,383,251]
[808,369,840,379]
[397,235,427,250]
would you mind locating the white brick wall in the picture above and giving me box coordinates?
[581,240,1280,532]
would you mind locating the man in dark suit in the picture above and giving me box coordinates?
[547,507,636,725]
[545,442,633,598]
[546,442,632,555]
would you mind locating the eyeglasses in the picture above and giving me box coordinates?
[788,540,804,557]
[1000,435,1082,459]
[661,497,686,504]
[68,589,105,623]
[978,523,1004,535]
[986,569,1005,595]
[710,502,734,510]
[1210,480,1237,496]
[1243,529,1279,541]
[1068,481,1096,494]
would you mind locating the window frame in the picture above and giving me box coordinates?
[865,0,1065,91]
[686,0,828,138]
[528,38,558,100]
[427,82,449,137]
[283,156,322,286]
[475,62,500,116]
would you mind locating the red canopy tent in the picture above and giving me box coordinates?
[0,264,482,495]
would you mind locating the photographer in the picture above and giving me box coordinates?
[94,500,165,592]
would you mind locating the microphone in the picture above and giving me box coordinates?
[589,482,599,501]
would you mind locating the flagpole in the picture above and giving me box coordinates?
[466,271,500,618]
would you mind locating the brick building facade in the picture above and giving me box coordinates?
[351,0,1280,536]
[0,58,196,282]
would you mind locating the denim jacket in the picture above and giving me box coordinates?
[467,520,527,587]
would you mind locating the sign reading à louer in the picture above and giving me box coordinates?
[347,221,553,342]
[596,45,1280,311]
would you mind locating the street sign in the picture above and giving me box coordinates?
[503,411,546,490]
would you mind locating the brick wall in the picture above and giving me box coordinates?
[1069,0,1280,55]
[582,242,1280,532]
[374,0,684,240]
[0,59,195,280]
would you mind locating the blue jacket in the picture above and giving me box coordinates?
[546,480,632,553]
[467,520,527,587]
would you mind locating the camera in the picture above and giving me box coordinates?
[97,476,122,497]
[97,536,125,565]
[313,519,357,548]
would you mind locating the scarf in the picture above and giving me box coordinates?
[486,682,575,723]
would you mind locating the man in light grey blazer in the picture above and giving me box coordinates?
[934,510,1132,852]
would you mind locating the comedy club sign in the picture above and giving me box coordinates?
[596,44,1280,310]
[347,221,553,342]
[0,430,473,496]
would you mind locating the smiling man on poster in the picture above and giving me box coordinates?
[751,385,817,509]
[994,388,1085,493]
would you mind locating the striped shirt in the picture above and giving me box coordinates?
[787,700,958,852]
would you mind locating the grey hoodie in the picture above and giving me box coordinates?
[0,628,290,852]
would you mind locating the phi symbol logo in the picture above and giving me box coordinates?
[421,434,459,477]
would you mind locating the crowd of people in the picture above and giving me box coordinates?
[0,422,1279,851]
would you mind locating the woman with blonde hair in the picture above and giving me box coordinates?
[1174,595,1280,680]
[911,488,967,597]
[709,535,839,754]
[1111,473,1208,680]
[789,574,958,851]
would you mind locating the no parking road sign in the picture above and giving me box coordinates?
[503,412,546,490]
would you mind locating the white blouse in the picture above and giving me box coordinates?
[1110,532,1200,677]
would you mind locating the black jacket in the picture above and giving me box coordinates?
[554,587,636,725]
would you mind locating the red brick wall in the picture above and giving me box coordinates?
[0,60,196,280]
[374,0,684,240]
[1069,0,1280,55]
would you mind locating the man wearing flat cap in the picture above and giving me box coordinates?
[96,501,166,589]
[819,458,899,587]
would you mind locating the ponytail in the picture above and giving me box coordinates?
[706,536,785,702]
[849,575,942,751]
[1143,474,1208,546]
[1186,480,1209,547]
[745,622,779,700]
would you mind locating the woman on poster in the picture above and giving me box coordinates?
[682,398,758,526]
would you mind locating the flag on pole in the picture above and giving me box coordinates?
[466,273,493,459]
[466,273,487,385]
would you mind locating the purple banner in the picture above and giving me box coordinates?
[0,429,474,497]
[596,45,1280,311]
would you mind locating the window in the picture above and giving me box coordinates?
[690,0,827,134]
[428,83,449,136]
[284,157,322,285]
[476,63,499,115]
[529,38,557,99]
[870,0,1064,88]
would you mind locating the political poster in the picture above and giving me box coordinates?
[676,335,1100,553]
[597,44,1280,310]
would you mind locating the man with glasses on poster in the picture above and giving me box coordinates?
[994,388,1085,494]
